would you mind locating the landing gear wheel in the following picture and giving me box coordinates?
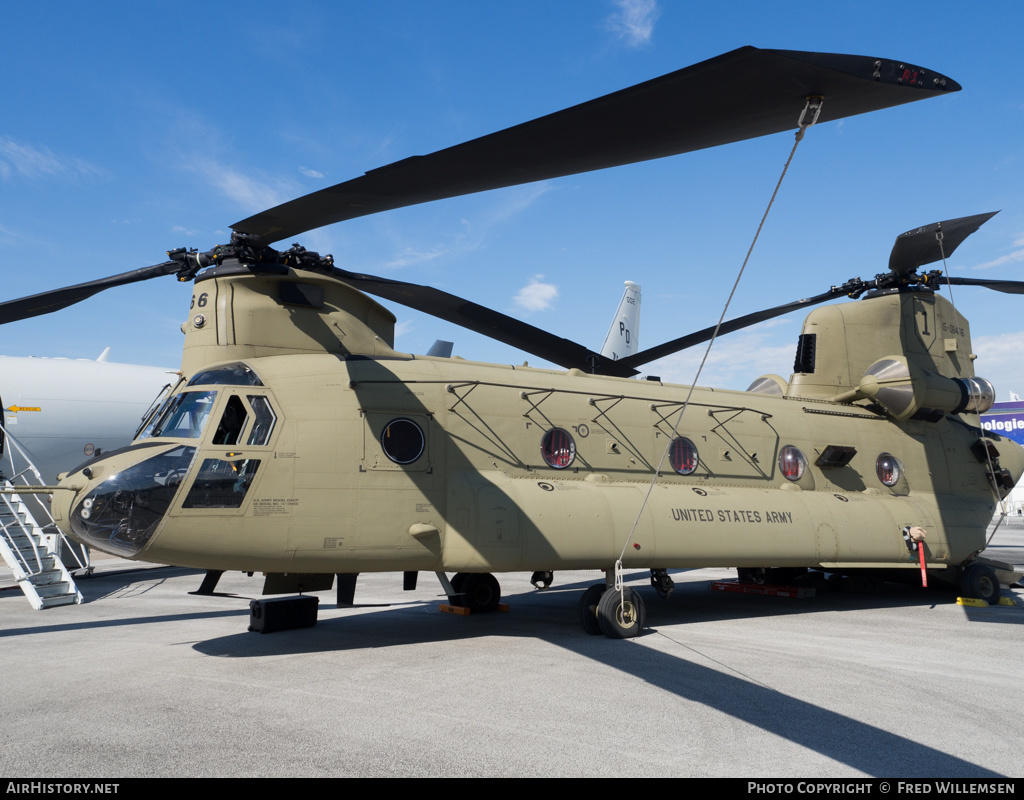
[737,567,805,586]
[650,568,674,598]
[960,564,1000,604]
[737,567,769,585]
[531,570,554,590]
[448,572,468,606]
[461,573,501,613]
[578,583,607,635]
[597,587,646,639]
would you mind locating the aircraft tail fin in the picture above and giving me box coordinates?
[600,282,641,361]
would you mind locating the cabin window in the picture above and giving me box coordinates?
[182,458,261,508]
[380,418,425,464]
[778,445,806,481]
[669,437,699,475]
[876,453,902,486]
[541,428,576,470]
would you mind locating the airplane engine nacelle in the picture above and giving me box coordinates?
[842,355,995,421]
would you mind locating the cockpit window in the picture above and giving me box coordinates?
[212,395,248,445]
[246,395,277,446]
[141,391,218,440]
[188,363,263,387]
[183,458,261,508]
[70,445,196,557]
[134,381,177,439]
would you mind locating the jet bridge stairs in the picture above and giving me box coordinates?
[0,424,86,609]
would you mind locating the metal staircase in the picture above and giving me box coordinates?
[0,424,87,609]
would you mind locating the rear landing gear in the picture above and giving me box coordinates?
[578,583,607,635]
[578,582,646,638]
[597,587,645,639]
[960,563,1001,604]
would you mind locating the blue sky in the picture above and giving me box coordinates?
[3,1,1023,396]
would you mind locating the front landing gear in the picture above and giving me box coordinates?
[443,572,503,613]
[577,582,646,638]
[578,583,607,635]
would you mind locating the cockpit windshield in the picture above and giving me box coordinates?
[70,445,197,557]
[137,391,217,440]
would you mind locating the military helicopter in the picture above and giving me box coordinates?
[3,46,1022,639]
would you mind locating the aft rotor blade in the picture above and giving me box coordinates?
[942,276,1024,294]
[889,212,999,276]
[0,261,181,324]
[330,268,636,377]
[234,47,959,245]
[615,287,847,371]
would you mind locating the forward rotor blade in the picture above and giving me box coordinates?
[330,268,636,377]
[0,261,181,325]
[615,287,847,371]
[234,47,959,245]
[889,212,999,276]
[942,276,1024,294]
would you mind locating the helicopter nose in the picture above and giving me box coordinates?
[49,478,78,534]
[54,444,196,559]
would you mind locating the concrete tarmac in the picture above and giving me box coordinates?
[2,525,1023,778]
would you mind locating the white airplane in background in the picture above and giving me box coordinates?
[600,281,641,362]
[1,350,175,485]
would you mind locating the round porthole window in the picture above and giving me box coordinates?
[778,445,806,481]
[876,453,902,486]
[669,437,699,475]
[541,428,576,469]
[381,418,425,464]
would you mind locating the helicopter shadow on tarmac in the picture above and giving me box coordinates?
[181,569,1012,778]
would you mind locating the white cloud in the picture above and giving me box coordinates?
[644,326,796,391]
[299,166,324,179]
[605,0,660,47]
[393,319,415,339]
[970,248,1024,271]
[0,137,102,181]
[514,275,559,313]
[181,155,288,211]
[385,245,447,269]
[380,183,552,271]
[973,330,1024,401]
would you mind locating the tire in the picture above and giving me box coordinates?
[578,583,607,635]
[448,572,468,606]
[960,564,1000,604]
[461,573,501,613]
[737,567,768,585]
[597,587,646,639]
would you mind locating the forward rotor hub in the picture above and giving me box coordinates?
[166,233,336,282]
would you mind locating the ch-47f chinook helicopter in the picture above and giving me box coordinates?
[3,47,1022,638]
